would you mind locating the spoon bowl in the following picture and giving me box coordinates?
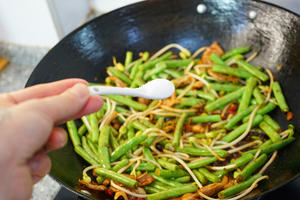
[88,79,175,100]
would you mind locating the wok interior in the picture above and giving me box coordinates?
[26,0,300,199]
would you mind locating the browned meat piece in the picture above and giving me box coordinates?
[137,174,155,186]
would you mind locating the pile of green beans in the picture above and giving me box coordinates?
[66,45,294,200]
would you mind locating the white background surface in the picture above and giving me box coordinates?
[0,0,59,47]
[0,0,90,47]
[0,0,299,48]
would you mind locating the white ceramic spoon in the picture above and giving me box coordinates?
[88,79,175,100]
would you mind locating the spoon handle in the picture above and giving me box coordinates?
[88,86,141,97]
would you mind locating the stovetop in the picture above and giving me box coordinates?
[54,176,300,200]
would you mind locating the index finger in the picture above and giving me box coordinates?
[6,79,88,104]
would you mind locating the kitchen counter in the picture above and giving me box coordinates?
[0,42,61,200]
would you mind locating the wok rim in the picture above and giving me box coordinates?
[28,0,300,199]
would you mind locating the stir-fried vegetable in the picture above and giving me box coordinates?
[66,41,294,200]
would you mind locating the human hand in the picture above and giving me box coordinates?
[0,79,103,200]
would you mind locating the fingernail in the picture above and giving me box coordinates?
[60,130,68,148]
[69,83,89,99]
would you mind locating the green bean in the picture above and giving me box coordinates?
[87,139,98,156]
[109,131,119,150]
[66,120,81,146]
[214,170,227,179]
[112,159,129,172]
[244,137,294,156]
[212,64,253,79]
[227,153,254,172]
[238,77,258,113]
[224,54,244,65]
[126,162,156,171]
[151,174,182,187]
[134,78,145,87]
[259,140,273,149]
[130,69,144,88]
[130,120,148,132]
[74,146,98,165]
[221,46,251,60]
[172,113,188,147]
[205,87,245,112]
[210,53,225,65]
[150,181,171,191]
[187,157,217,169]
[143,147,156,162]
[263,115,281,131]
[126,125,135,140]
[96,176,104,184]
[141,51,150,61]
[260,137,294,154]
[129,60,142,80]
[147,184,198,200]
[165,69,184,78]
[96,103,107,119]
[78,124,87,136]
[253,87,264,105]
[95,168,138,188]
[221,114,263,143]
[115,106,129,114]
[258,102,277,115]
[144,62,167,80]
[144,117,164,147]
[198,168,220,183]
[180,97,203,107]
[193,169,207,184]
[140,52,172,71]
[218,174,262,198]
[144,186,162,194]
[225,105,256,129]
[124,51,133,67]
[242,102,277,123]
[82,136,100,162]
[110,126,118,137]
[107,67,132,85]
[250,98,258,105]
[158,159,179,171]
[165,59,193,68]
[142,147,156,169]
[272,81,289,112]
[89,113,100,143]
[175,176,190,183]
[105,95,147,111]
[176,89,216,101]
[158,72,169,79]
[98,126,111,169]
[191,114,222,123]
[111,134,147,161]
[236,60,269,81]
[139,119,155,128]
[155,169,189,179]
[239,154,267,181]
[259,121,281,142]
[211,83,241,92]
[151,74,159,80]
[176,146,228,157]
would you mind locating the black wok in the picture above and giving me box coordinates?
[26,0,300,199]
